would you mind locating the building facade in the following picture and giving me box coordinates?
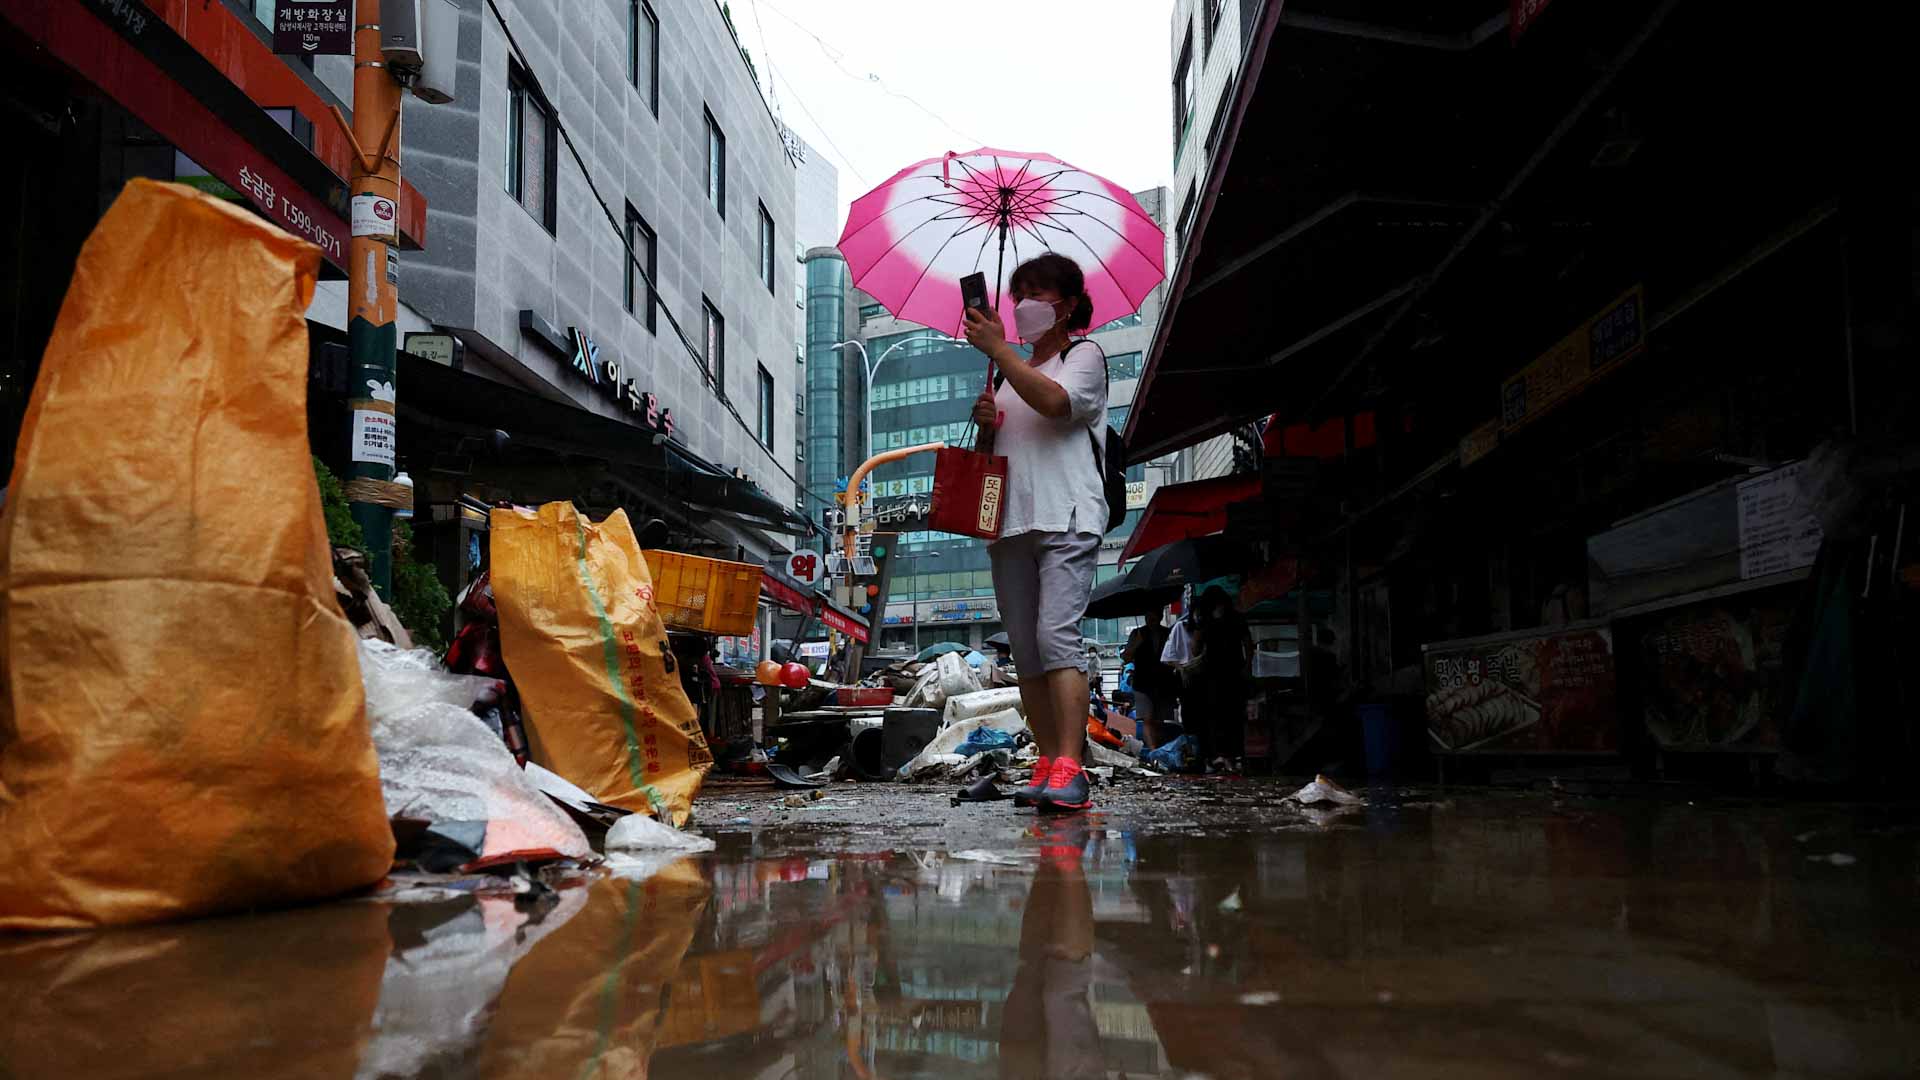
[402,0,803,560]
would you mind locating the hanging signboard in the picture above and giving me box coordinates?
[821,604,869,644]
[1501,285,1646,433]
[273,1,352,56]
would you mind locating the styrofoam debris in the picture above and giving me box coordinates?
[1287,774,1365,806]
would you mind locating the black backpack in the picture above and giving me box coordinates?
[995,339,1129,533]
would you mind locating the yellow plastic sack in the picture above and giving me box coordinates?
[0,179,394,930]
[476,865,710,1077]
[490,503,714,824]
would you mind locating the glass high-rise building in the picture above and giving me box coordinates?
[802,249,855,534]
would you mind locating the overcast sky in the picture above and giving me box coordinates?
[734,0,1176,238]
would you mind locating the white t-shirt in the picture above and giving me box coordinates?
[989,339,1108,541]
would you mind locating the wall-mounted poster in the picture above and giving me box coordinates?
[1424,623,1617,753]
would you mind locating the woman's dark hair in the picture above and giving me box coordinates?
[1009,252,1094,331]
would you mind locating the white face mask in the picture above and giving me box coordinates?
[1013,298,1062,343]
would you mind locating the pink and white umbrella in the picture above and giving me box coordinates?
[837,148,1166,338]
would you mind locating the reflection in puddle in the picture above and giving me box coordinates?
[4,797,1919,1077]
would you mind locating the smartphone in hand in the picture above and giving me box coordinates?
[960,272,988,317]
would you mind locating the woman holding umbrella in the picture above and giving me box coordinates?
[964,252,1108,812]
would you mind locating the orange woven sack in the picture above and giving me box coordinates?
[489,503,714,825]
[0,180,394,929]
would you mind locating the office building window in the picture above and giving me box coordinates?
[758,203,776,292]
[1172,30,1195,160]
[859,302,888,322]
[1106,351,1144,381]
[704,108,726,216]
[630,1,658,113]
[757,365,775,448]
[1205,0,1224,54]
[1205,75,1235,157]
[1108,404,1132,429]
[507,62,556,233]
[623,204,656,330]
[1175,182,1197,247]
[1092,312,1144,334]
[703,298,725,392]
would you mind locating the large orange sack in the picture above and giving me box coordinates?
[490,503,713,825]
[0,179,394,929]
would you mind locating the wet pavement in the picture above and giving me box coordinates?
[5,777,1920,1078]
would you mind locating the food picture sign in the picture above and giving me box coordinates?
[273,1,351,56]
[1424,626,1618,753]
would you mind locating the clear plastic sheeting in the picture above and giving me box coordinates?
[1287,774,1366,806]
[604,811,717,854]
[359,640,591,863]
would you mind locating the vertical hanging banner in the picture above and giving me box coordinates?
[274,1,353,56]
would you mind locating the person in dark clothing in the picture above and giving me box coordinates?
[1123,615,1179,748]
[1186,587,1253,770]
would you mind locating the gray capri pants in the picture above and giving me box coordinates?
[988,530,1101,676]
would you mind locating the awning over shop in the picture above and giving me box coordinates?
[395,353,810,552]
[760,571,819,615]
[665,446,815,540]
[1119,474,1262,564]
[1125,0,1859,466]
[6,0,429,273]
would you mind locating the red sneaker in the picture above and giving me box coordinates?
[1037,757,1093,813]
[1012,756,1052,807]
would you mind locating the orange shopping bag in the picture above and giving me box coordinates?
[0,180,394,929]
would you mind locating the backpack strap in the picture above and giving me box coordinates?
[993,339,1109,469]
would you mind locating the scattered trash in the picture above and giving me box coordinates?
[766,763,827,789]
[957,727,1020,756]
[1808,852,1858,866]
[730,817,752,825]
[953,776,1009,804]
[604,813,716,854]
[1376,991,1396,1005]
[1085,766,1114,784]
[897,712,1027,779]
[1287,774,1366,806]
[944,687,1025,725]
[1240,991,1281,1006]
[779,790,830,808]
[360,640,591,869]
[935,651,982,702]
[1087,740,1138,769]
[1793,831,1816,843]
[1141,735,1199,773]
[1218,888,1243,913]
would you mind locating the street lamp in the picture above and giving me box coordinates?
[831,334,961,467]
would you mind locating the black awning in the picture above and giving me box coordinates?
[398,352,667,469]
[1126,0,1696,463]
[666,445,815,539]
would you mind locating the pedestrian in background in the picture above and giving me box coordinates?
[965,252,1108,813]
[1187,587,1253,771]
[1124,613,1178,748]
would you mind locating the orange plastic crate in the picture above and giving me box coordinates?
[642,549,763,636]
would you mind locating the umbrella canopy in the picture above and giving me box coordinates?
[1125,536,1250,592]
[1084,575,1181,620]
[984,631,1010,649]
[914,641,972,662]
[838,148,1166,337]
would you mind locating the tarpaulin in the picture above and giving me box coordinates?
[490,502,714,825]
[0,179,393,930]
